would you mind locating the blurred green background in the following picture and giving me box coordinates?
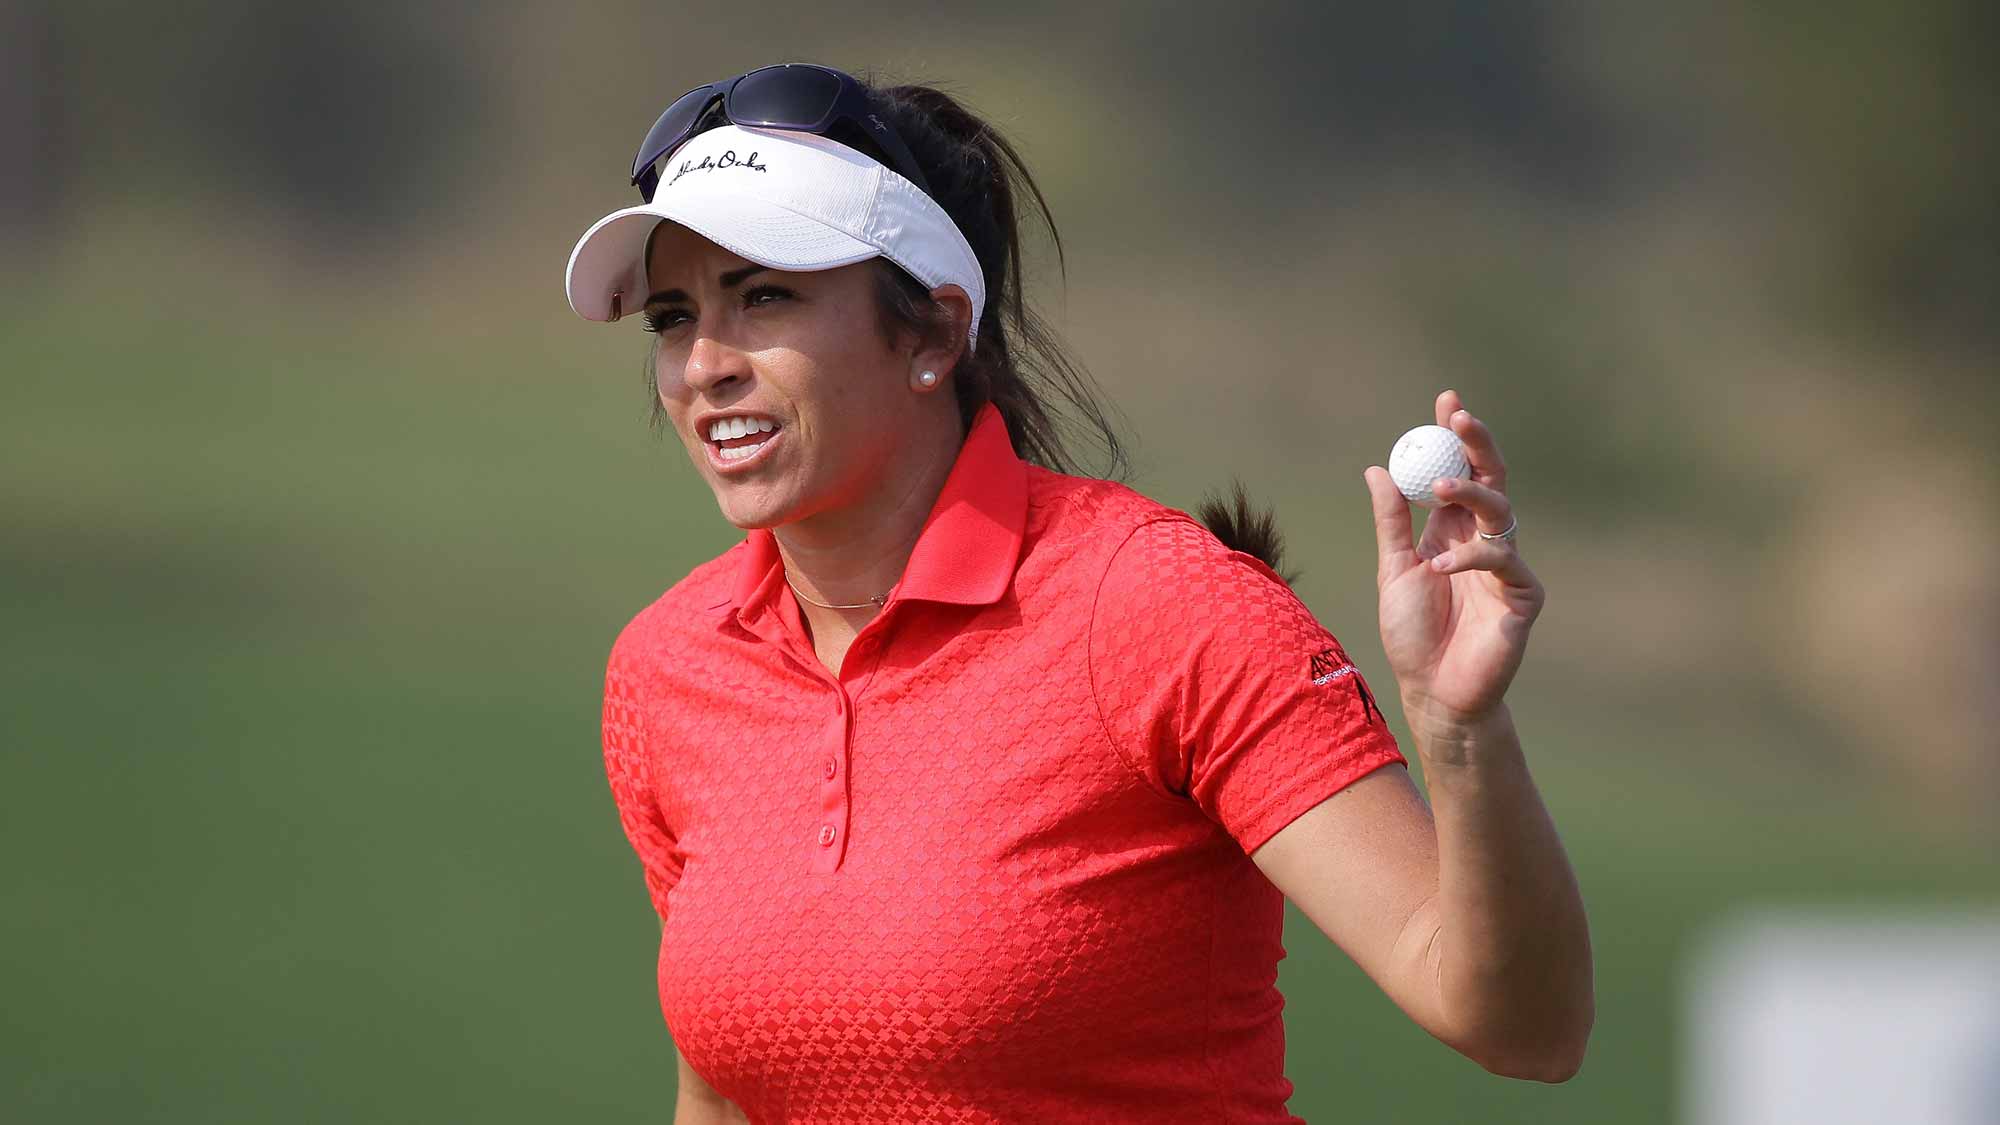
[4,1,1995,1121]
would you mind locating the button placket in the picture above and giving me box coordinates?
[812,690,851,873]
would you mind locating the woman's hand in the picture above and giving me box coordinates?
[1363,390,1544,735]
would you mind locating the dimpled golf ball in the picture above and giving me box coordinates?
[1388,425,1470,509]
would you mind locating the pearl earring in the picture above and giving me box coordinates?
[917,370,939,387]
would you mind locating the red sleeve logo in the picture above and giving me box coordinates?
[1311,645,1384,727]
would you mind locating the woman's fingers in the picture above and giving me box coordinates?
[1433,390,1509,493]
[1388,394,1522,578]
[1434,389,1463,427]
[1432,477,1515,538]
[1363,466,1416,583]
[1427,536,1539,594]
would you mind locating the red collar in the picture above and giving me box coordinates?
[722,402,1028,623]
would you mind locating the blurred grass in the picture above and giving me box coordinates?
[4,300,1994,1124]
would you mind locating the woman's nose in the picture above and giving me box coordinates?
[683,333,751,394]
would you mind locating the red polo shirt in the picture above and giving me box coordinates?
[601,402,1403,1123]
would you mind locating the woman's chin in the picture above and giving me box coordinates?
[711,487,796,531]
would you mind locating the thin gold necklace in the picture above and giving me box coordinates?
[784,574,888,610]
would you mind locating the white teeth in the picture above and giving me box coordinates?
[718,438,769,462]
[708,416,777,442]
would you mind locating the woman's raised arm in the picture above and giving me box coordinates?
[1251,389,1592,1082]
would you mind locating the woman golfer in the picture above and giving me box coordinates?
[569,64,1592,1123]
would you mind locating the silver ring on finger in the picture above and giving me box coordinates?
[1477,516,1519,542]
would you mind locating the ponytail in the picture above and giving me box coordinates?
[1196,480,1297,584]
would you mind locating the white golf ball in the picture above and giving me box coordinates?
[1388,425,1470,509]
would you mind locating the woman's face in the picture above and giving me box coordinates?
[643,221,940,530]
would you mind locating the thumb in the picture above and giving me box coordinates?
[1364,466,1417,586]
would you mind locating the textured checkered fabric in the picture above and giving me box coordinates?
[601,403,1403,1122]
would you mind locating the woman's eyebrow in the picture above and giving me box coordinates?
[645,265,768,307]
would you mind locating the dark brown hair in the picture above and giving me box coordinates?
[850,83,1124,480]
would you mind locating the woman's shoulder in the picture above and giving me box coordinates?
[1023,467,1295,605]
[606,540,750,664]
[1019,467,1263,605]
[1023,465,1204,547]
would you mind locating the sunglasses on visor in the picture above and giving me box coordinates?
[630,63,932,201]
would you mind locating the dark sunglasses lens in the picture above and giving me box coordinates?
[729,65,842,129]
[632,86,718,182]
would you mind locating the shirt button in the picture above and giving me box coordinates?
[822,758,838,780]
[817,824,837,847]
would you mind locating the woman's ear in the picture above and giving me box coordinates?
[912,283,973,383]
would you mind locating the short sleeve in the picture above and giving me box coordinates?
[602,630,684,922]
[1087,517,1404,855]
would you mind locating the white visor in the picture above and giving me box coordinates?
[564,124,985,348]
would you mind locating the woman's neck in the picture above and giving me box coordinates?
[773,410,964,637]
